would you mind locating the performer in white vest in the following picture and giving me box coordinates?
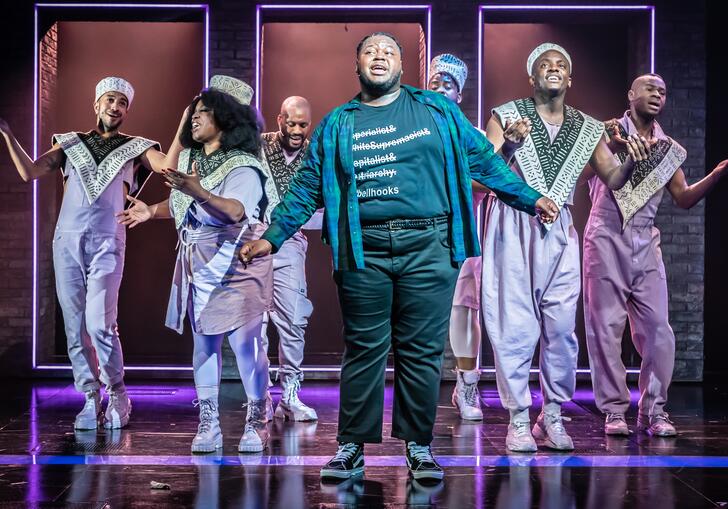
[0,77,182,430]
[584,73,728,437]
[118,76,278,454]
[260,96,319,422]
[427,53,487,421]
[482,43,650,452]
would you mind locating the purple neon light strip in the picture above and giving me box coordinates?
[258,4,431,9]
[481,4,653,10]
[32,3,209,370]
[36,3,208,7]
[3,454,728,468]
[32,7,39,368]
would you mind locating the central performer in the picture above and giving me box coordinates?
[241,32,559,481]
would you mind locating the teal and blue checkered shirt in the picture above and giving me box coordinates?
[262,85,542,270]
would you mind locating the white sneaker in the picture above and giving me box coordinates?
[191,399,223,453]
[239,398,269,453]
[74,391,101,430]
[532,412,574,450]
[104,386,131,429]
[275,375,318,422]
[451,369,483,421]
[506,421,537,452]
[605,413,630,436]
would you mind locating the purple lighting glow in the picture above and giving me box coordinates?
[32,3,210,371]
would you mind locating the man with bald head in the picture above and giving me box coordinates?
[260,96,318,422]
[242,32,558,480]
[584,74,728,437]
[483,43,649,453]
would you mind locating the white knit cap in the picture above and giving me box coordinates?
[94,77,135,106]
[209,75,254,106]
[526,43,572,76]
[429,53,468,91]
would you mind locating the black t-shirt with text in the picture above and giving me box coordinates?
[352,90,450,223]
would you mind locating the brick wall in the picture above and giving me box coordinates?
[0,0,708,381]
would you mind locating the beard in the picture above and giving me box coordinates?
[97,114,123,133]
[358,68,402,96]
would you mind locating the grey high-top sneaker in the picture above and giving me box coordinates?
[75,390,102,430]
[104,385,131,429]
[451,369,483,421]
[275,374,318,422]
[191,399,223,453]
[239,397,270,453]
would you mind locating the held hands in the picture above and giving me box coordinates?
[239,239,273,264]
[502,119,532,152]
[163,161,205,200]
[116,195,152,228]
[535,196,560,224]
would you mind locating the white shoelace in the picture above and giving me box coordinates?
[407,443,433,463]
[606,413,625,423]
[544,414,571,434]
[462,382,479,407]
[511,421,531,436]
[332,443,360,463]
[283,377,302,404]
[193,399,217,433]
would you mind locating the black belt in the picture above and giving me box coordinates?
[361,215,449,231]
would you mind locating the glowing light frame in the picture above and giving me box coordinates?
[477,4,656,128]
[254,3,433,110]
[32,3,210,371]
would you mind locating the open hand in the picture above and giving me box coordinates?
[116,195,152,228]
[163,161,205,199]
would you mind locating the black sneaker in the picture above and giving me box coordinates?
[320,442,365,480]
[405,441,444,480]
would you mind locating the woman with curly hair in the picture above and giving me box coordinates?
[117,76,276,454]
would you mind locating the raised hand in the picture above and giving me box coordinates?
[116,195,153,228]
[535,196,560,224]
[239,239,273,264]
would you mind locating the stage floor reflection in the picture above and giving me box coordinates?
[2,379,728,507]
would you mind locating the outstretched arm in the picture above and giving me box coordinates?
[0,118,63,182]
[116,196,172,228]
[668,160,728,209]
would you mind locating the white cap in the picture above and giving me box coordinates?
[95,77,135,106]
[526,43,572,76]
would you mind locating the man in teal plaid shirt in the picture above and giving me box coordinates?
[241,32,558,482]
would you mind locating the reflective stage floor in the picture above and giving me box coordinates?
[2,379,728,508]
